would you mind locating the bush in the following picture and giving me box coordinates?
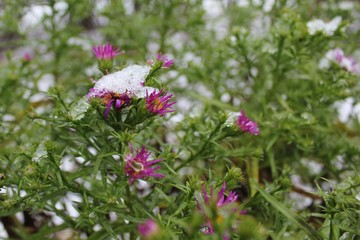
[0,0,359,239]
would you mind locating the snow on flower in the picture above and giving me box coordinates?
[145,90,175,116]
[237,111,260,135]
[307,16,342,36]
[92,43,123,60]
[319,48,360,74]
[89,65,154,98]
[88,89,132,118]
[138,219,160,239]
[196,182,240,237]
[124,146,164,184]
[87,65,159,117]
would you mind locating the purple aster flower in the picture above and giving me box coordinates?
[138,219,160,239]
[23,53,32,62]
[156,53,174,68]
[87,88,131,118]
[92,44,123,60]
[196,182,240,238]
[145,90,175,116]
[323,48,360,74]
[237,111,259,135]
[148,53,174,68]
[125,146,164,184]
[333,48,344,63]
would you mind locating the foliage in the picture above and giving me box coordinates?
[1,0,360,239]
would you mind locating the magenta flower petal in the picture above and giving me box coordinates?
[138,219,159,238]
[87,89,132,118]
[104,100,114,119]
[237,111,259,135]
[325,48,360,74]
[92,43,123,60]
[334,48,344,63]
[155,52,174,68]
[125,146,164,184]
[197,181,242,237]
[23,53,32,61]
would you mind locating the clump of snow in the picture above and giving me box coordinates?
[307,16,342,36]
[225,112,239,127]
[37,73,55,92]
[91,65,156,98]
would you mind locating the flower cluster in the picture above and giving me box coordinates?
[307,16,342,36]
[124,146,164,184]
[87,63,175,118]
[237,111,260,135]
[196,182,241,237]
[319,48,360,74]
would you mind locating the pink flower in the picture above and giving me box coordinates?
[148,53,174,68]
[87,88,131,118]
[125,146,164,184]
[23,53,32,61]
[156,53,174,68]
[237,111,259,135]
[145,90,175,116]
[92,44,123,60]
[138,219,159,239]
[324,48,360,74]
[196,182,239,238]
[333,48,344,63]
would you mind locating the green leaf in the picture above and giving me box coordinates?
[252,180,322,240]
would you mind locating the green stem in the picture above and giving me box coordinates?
[175,121,224,171]
[274,36,285,80]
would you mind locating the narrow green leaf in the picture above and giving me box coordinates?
[252,180,322,240]
[155,187,174,206]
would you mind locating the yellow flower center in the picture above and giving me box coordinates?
[153,99,164,111]
[216,215,224,224]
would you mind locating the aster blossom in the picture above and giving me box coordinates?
[196,182,239,237]
[87,88,132,118]
[145,90,175,116]
[237,111,259,135]
[23,53,32,62]
[87,65,157,118]
[138,219,160,239]
[156,53,174,68]
[125,146,164,184]
[319,48,360,74]
[148,53,174,68]
[92,43,123,60]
